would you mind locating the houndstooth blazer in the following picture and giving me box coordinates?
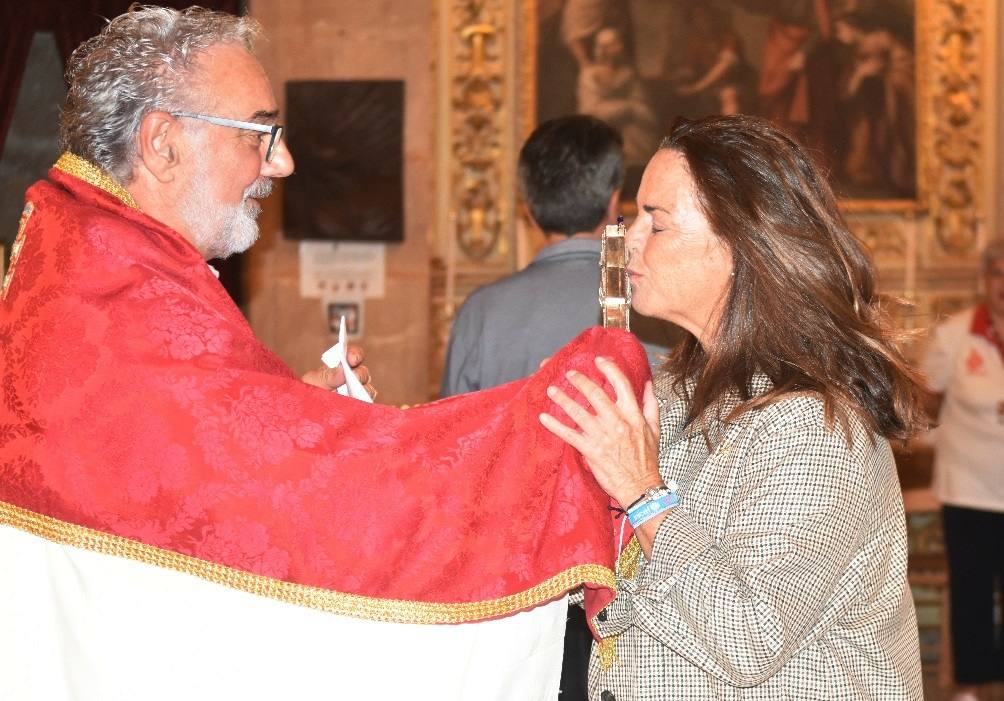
[588,374,923,701]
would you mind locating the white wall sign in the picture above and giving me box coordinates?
[298,241,385,300]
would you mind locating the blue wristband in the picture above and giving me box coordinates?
[626,490,678,528]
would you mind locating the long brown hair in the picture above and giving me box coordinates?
[662,115,927,441]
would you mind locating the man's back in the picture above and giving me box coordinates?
[442,237,673,396]
[442,239,601,396]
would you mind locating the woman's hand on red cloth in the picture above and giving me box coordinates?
[539,356,661,509]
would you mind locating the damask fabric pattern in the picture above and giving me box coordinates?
[0,161,651,624]
[589,374,923,700]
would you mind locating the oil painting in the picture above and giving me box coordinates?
[534,0,916,204]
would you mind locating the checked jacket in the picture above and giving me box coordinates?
[588,374,923,701]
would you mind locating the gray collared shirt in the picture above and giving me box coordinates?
[441,238,675,397]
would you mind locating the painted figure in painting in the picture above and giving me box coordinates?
[537,0,917,200]
[834,11,915,197]
[577,26,659,168]
[674,6,755,116]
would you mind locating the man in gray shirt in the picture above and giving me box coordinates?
[441,115,673,398]
[440,114,674,701]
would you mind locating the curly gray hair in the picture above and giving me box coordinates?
[59,5,260,182]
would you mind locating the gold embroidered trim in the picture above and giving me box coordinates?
[2,202,33,301]
[597,536,643,669]
[53,152,140,211]
[617,536,642,580]
[0,500,617,624]
[598,634,618,669]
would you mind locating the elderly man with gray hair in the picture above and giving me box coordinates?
[922,240,1004,701]
[0,6,659,700]
[53,4,366,389]
[60,6,291,261]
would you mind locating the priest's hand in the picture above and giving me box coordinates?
[302,345,378,399]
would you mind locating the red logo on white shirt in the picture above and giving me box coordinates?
[965,348,986,375]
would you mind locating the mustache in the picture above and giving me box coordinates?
[244,177,273,200]
[243,178,273,218]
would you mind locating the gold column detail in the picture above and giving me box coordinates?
[449,1,509,261]
[432,0,516,398]
[928,0,984,256]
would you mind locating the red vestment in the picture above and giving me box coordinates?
[0,153,649,629]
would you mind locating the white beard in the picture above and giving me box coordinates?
[181,176,273,260]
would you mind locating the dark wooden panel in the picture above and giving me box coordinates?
[283,80,404,243]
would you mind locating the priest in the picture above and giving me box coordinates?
[0,6,651,700]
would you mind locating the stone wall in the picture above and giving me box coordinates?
[248,0,436,406]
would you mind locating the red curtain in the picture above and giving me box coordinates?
[0,0,240,158]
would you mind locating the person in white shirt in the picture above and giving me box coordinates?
[922,239,1004,701]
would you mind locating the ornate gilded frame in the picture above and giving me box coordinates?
[518,0,983,236]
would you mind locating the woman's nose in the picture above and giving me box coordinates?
[625,218,644,261]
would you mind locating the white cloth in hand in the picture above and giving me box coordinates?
[320,316,373,402]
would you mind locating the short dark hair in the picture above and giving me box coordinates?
[661,115,928,441]
[518,115,624,236]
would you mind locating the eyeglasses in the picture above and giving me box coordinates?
[171,112,284,162]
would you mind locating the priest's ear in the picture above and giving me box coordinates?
[134,111,184,183]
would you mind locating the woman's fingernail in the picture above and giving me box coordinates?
[566,370,578,379]
[547,386,557,397]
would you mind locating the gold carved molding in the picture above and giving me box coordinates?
[439,0,514,264]
[849,220,910,261]
[432,0,516,398]
[926,0,984,257]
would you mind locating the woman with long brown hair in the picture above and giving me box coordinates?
[541,114,927,699]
